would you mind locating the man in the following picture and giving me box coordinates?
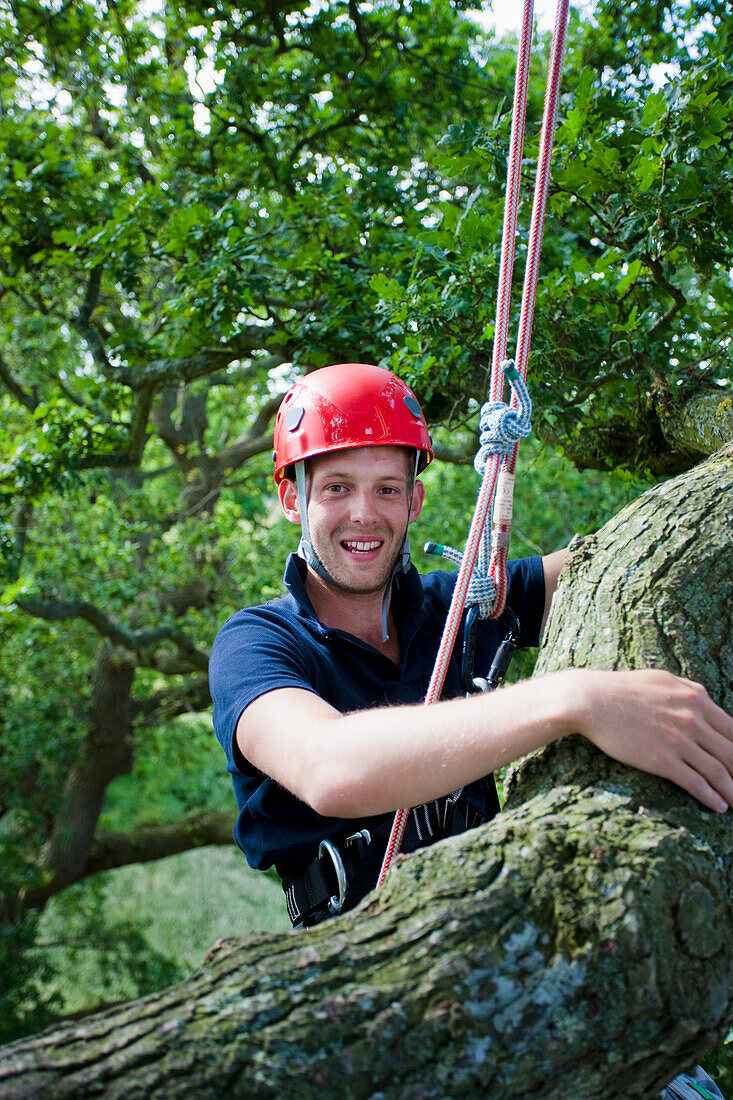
[211,365,730,1096]
[210,362,733,935]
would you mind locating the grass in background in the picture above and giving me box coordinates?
[35,710,288,1018]
[36,847,288,1016]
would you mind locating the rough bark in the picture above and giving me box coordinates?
[537,386,733,477]
[1,447,731,1100]
[659,391,733,467]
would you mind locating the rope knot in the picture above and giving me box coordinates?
[474,361,532,476]
[423,363,532,621]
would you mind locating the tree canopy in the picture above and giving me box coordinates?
[378,0,733,471]
[0,0,731,1042]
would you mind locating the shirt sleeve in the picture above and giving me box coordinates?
[209,608,320,776]
[506,555,545,647]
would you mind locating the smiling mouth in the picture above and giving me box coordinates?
[341,539,384,554]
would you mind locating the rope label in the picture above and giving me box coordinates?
[494,470,515,525]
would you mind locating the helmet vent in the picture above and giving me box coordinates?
[403,394,422,420]
[284,406,305,432]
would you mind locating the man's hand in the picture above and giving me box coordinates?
[570,668,733,813]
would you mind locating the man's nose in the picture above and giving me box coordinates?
[348,489,379,523]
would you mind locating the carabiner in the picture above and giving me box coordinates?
[461,604,481,694]
[462,605,521,694]
[485,607,520,690]
[318,839,347,916]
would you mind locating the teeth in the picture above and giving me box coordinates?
[344,540,382,551]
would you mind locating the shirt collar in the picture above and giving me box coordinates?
[282,553,319,620]
[282,552,427,625]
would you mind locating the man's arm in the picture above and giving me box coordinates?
[541,547,568,629]
[237,668,733,819]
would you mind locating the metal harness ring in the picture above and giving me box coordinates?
[318,839,347,915]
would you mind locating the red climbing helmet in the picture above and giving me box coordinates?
[273,363,433,483]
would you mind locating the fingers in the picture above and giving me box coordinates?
[656,697,733,812]
[686,725,733,812]
[665,746,732,813]
[703,693,733,744]
[578,668,733,813]
[676,678,733,740]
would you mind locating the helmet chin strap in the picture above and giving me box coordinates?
[379,450,419,641]
[295,460,336,586]
[380,536,411,644]
[294,458,414,643]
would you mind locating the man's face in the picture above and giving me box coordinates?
[296,446,424,595]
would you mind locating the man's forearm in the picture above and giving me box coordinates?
[241,668,733,821]
[304,670,576,818]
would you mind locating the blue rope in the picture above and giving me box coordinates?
[474,361,532,473]
[425,361,532,619]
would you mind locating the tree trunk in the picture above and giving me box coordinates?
[659,390,733,466]
[36,643,136,896]
[1,447,731,1100]
[538,386,733,477]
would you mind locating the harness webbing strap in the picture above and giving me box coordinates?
[377,0,570,890]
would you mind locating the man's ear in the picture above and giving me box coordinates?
[278,479,302,525]
[408,478,426,524]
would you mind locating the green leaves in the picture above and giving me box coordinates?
[369,273,405,302]
[641,90,667,128]
[0,0,732,1041]
[386,1,733,472]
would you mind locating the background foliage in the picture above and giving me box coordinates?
[0,0,730,1081]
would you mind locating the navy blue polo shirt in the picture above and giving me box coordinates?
[210,552,544,881]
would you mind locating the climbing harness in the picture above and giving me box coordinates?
[377,0,571,888]
[285,785,501,928]
[284,828,373,927]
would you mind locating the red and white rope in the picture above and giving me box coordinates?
[377,0,570,889]
[489,0,570,620]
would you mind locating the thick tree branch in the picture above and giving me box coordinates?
[130,675,211,720]
[216,394,282,472]
[127,383,155,465]
[348,0,370,60]
[82,812,235,879]
[116,350,233,388]
[73,264,103,329]
[41,642,136,891]
[15,595,209,671]
[431,441,474,466]
[3,450,731,1098]
[116,328,280,389]
[70,266,112,373]
[152,387,209,452]
[5,499,34,584]
[659,390,733,460]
